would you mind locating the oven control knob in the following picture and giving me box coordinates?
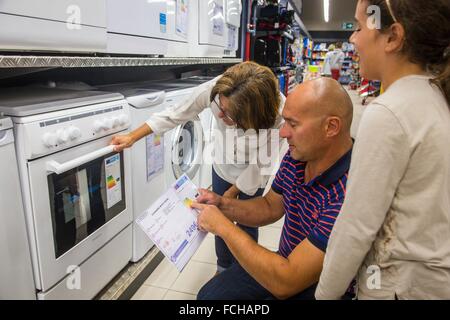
[94,120,104,133]
[104,118,114,130]
[118,114,129,126]
[112,116,121,128]
[67,126,82,140]
[42,132,57,147]
[57,129,69,144]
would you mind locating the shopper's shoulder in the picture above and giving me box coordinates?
[375,76,434,105]
[373,76,444,120]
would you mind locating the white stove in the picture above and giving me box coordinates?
[0,87,134,299]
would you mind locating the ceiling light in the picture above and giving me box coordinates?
[324,0,330,23]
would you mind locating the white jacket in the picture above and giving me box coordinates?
[323,49,345,75]
[146,76,286,195]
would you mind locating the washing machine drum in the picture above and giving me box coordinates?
[171,116,204,180]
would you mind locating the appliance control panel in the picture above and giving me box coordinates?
[15,99,131,160]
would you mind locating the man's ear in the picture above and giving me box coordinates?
[385,23,405,54]
[325,116,341,138]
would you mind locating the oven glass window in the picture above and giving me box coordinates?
[47,152,126,258]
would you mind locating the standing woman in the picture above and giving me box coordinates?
[111,61,285,274]
[316,0,450,299]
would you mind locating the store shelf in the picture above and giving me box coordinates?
[271,66,292,72]
[0,55,243,69]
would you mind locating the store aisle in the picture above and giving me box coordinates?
[132,217,284,300]
[347,87,367,138]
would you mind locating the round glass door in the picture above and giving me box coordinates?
[171,118,203,180]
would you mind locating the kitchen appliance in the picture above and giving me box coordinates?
[0,0,107,53]
[189,0,242,57]
[165,0,191,57]
[0,87,133,299]
[139,82,204,188]
[106,0,168,55]
[0,116,36,299]
[97,84,169,262]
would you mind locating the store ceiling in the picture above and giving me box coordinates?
[300,0,358,32]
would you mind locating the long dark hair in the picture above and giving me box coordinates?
[364,0,450,105]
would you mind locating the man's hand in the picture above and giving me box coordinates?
[110,133,135,152]
[195,189,223,207]
[191,202,233,235]
[223,184,240,199]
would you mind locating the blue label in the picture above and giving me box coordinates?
[174,175,188,190]
[160,13,167,33]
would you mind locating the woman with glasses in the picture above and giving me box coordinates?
[111,61,286,274]
[315,0,450,299]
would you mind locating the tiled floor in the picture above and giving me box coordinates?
[132,88,366,300]
[131,219,284,300]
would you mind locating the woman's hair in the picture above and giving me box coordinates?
[363,0,450,105]
[210,61,281,130]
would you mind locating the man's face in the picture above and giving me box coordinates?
[280,93,327,162]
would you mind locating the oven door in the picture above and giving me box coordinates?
[27,135,132,292]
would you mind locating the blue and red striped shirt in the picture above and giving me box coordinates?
[272,149,352,257]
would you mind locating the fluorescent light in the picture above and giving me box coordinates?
[324,0,330,23]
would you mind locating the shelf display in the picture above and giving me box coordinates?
[0,55,242,68]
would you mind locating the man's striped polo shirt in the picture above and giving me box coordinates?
[272,148,352,256]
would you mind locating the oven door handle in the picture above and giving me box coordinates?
[46,145,116,174]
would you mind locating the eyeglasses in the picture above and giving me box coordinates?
[213,98,235,124]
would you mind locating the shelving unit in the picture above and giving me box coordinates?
[339,43,357,85]
[248,1,310,97]
[0,55,243,69]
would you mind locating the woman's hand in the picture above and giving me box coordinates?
[111,123,153,152]
[110,133,135,152]
[223,184,240,199]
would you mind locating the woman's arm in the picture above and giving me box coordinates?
[146,77,219,135]
[111,123,152,152]
[223,184,240,199]
[110,77,220,151]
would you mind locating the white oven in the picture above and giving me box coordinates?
[0,88,133,299]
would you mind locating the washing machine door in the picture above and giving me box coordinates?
[171,117,204,181]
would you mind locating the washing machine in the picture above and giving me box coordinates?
[0,0,107,53]
[97,84,169,262]
[145,78,215,189]
[106,0,168,55]
[165,0,191,57]
[173,77,216,189]
[137,82,204,189]
[188,0,242,57]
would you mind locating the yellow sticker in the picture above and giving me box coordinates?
[183,198,194,208]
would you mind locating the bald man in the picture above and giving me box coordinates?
[193,78,354,300]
